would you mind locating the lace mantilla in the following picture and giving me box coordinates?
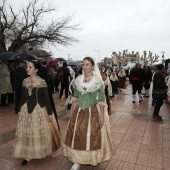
[75,74,103,94]
[23,77,47,88]
[23,77,47,96]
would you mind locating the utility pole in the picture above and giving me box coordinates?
[160,51,165,64]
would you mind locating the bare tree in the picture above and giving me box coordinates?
[0,0,80,53]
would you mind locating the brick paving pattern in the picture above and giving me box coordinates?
[0,83,170,170]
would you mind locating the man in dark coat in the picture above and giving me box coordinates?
[152,64,167,121]
[57,62,71,99]
[129,63,144,103]
[13,62,27,113]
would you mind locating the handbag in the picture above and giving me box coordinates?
[152,89,167,100]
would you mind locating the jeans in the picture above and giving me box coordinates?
[153,98,163,116]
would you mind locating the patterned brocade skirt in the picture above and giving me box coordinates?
[13,103,61,159]
[62,103,115,166]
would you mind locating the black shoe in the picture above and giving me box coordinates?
[152,115,162,121]
[21,159,28,165]
[157,115,163,120]
[132,101,135,103]
[139,99,143,102]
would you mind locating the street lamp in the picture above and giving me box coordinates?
[160,51,165,64]
[94,50,100,63]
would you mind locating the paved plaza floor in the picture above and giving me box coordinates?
[0,83,170,170]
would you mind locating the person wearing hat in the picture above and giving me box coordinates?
[152,64,167,121]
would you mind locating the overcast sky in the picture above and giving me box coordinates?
[9,0,170,61]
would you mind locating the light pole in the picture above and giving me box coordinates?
[160,51,165,64]
[94,50,100,63]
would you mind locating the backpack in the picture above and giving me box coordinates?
[57,70,64,83]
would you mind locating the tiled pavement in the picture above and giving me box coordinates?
[0,83,170,170]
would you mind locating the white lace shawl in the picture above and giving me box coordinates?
[75,74,103,95]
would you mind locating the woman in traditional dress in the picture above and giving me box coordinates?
[110,72,118,97]
[118,68,126,92]
[13,61,61,165]
[101,72,112,115]
[63,57,115,170]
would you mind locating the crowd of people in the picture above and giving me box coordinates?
[0,57,170,169]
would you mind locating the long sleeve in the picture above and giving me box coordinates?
[153,71,167,89]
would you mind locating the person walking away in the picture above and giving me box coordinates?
[129,63,144,103]
[13,61,61,165]
[152,64,167,121]
[57,62,71,99]
[13,61,28,114]
[63,57,115,170]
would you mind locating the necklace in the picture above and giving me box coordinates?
[84,75,93,82]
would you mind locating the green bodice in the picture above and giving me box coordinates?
[73,84,105,110]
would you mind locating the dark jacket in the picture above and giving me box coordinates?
[145,69,152,82]
[129,67,143,83]
[153,70,167,89]
[13,67,27,91]
[57,66,71,81]
[18,78,52,115]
